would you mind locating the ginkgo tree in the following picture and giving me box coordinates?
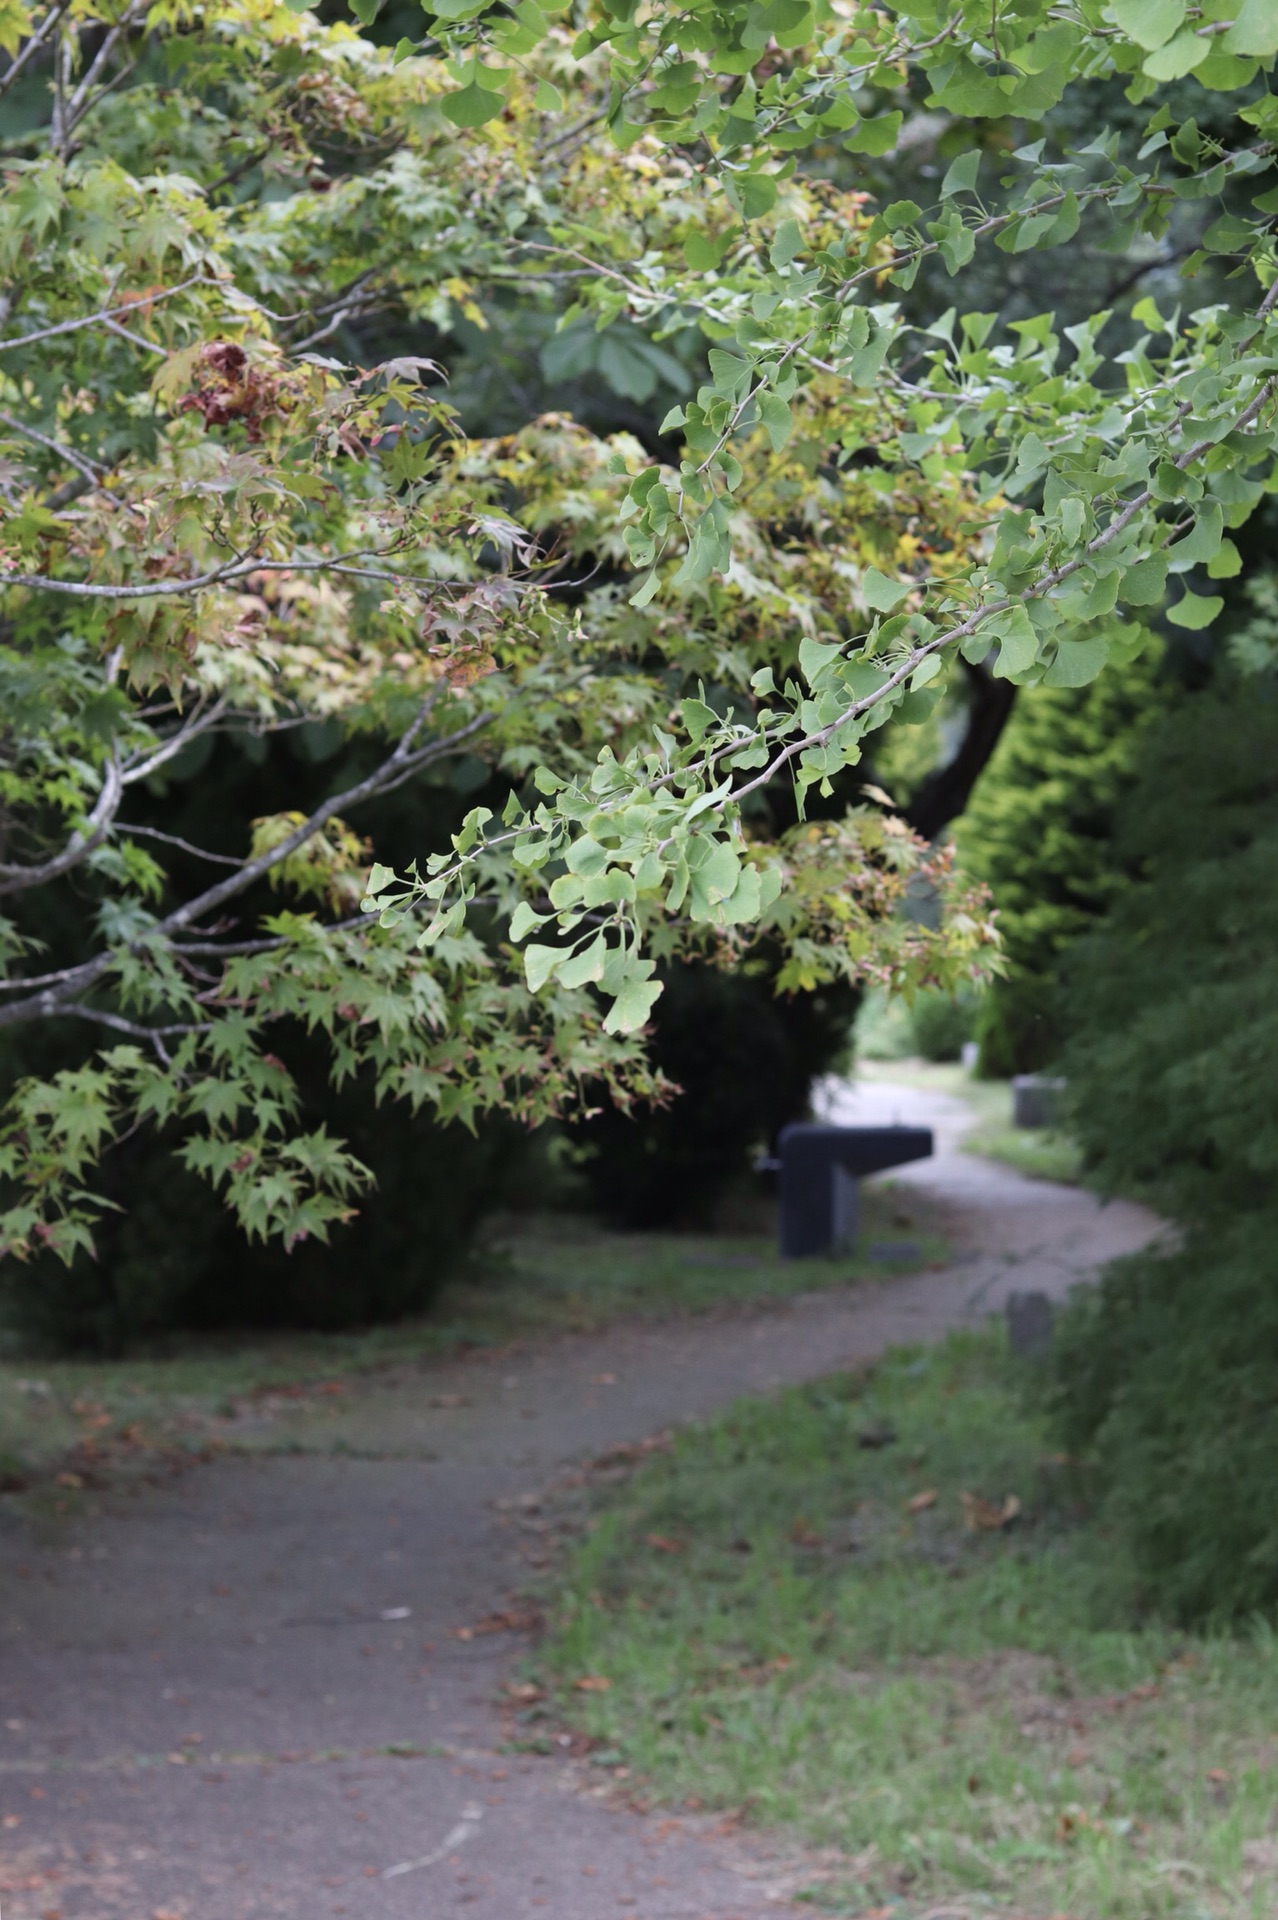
[0,0,1274,1264]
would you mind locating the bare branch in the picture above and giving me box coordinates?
[116,823,242,868]
[58,1,148,146]
[0,696,492,1028]
[0,0,71,102]
[0,408,107,488]
[0,274,213,356]
[0,756,122,899]
[119,697,229,785]
[55,1003,210,1064]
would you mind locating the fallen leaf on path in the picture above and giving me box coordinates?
[573,1675,612,1693]
[454,1609,538,1640]
[430,1394,470,1409]
[503,1682,544,1703]
[592,1373,618,1386]
[55,1472,83,1490]
[905,1488,938,1514]
[960,1491,1022,1531]
[646,1534,685,1554]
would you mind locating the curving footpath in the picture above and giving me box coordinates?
[0,1076,1160,1919]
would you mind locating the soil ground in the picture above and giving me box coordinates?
[0,1075,1159,1919]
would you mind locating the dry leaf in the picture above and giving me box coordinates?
[455,1609,537,1640]
[905,1488,938,1514]
[960,1491,1021,1530]
[645,1533,685,1554]
[430,1393,470,1409]
[789,1519,825,1546]
[503,1682,544,1703]
[573,1675,611,1693]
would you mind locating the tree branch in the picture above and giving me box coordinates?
[0,697,489,1028]
[0,0,71,102]
[0,756,122,899]
[0,274,212,356]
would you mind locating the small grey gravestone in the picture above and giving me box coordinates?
[1012,1073,1066,1129]
[1006,1290,1055,1358]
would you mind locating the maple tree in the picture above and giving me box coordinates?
[0,0,1274,1261]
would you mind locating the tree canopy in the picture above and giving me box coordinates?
[1,0,1274,1261]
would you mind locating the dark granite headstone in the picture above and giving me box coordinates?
[1006,1289,1055,1358]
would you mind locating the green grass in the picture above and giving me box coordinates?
[539,1332,1278,1920]
[0,1187,943,1493]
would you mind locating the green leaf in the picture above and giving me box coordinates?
[1043,634,1109,687]
[756,391,793,452]
[769,218,804,268]
[862,567,911,613]
[603,970,662,1034]
[1223,0,1278,56]
[842,110,902,156]
[940,148,982,196]
[683,233,724,270]
[508,901,546,941]
[1142,27,1208,78]
[1120,555,1168,605]
[988,605,1040,678]
[557,933,609,989]
[535,78,564,111]
[523,943,561,992]
[1110,0,1186,51]
[1166,589,1224,630]
[1169,502,1223,570]
[730,173,777,220]
[441,78,506,128]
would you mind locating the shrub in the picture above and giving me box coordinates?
[1053,1221,1278,1624]
[909,988,978,1063]
[1,1060,521,1352]
[575,963,855,1229]
[1050,674,1278,1623]
[957,647,1163,1076]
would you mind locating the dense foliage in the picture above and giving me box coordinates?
[956,646,1163,1074]
[1053,668,1278,1622]
[2,0,1277,1268]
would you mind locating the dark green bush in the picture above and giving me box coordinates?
[1053,1222,1278,1625]
[908,988,978,1063]
[2,1062,521,1351]
[957,647,1163,1076]
[1050,675,1278,1623]
[575,963,855,1229]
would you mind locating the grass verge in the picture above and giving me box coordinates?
[539,1331,1278,1919]
[0,1185,943,1496]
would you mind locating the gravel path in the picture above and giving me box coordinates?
[0,1077,1159,1919]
